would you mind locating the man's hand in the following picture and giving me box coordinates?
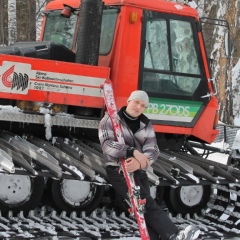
[133,150,150,169]
[125,157,141,173]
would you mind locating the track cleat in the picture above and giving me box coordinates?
[169,225,201,240]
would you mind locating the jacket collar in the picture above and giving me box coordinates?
[118,106,150,125]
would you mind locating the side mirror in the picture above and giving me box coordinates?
[200,17,231,58]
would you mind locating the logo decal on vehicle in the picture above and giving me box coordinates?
[2,65,14,88]
[0,62,31,94]
[11,72,29,91]
[0,61,105,97]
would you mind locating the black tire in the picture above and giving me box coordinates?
[0,176,45,215]
[50,179,105,214]
[164,185,211,215]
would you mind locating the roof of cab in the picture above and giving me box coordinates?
[45,0,198,18]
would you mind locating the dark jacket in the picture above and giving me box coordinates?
[98,107,160,168]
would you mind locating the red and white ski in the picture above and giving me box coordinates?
[101,79,150,240]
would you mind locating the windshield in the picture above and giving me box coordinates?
[42,11,77,49]
[141,11,205,98]
[42,9,118,53]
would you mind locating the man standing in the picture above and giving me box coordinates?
[99,90,200,240]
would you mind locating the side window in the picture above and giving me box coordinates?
[170,20,200,75]
[99,9,118,55]
[141,12,203,97]
[144,20,170,70]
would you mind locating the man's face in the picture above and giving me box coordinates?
[126,99,147,118]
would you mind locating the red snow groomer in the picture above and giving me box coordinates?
[0,1,239,237]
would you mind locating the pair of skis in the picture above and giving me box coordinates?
[101,79,150,240]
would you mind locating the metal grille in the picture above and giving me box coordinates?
[215,125,239,149]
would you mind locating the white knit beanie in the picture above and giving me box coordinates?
[127,90,149,107]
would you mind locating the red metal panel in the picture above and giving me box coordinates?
[45,0,81,10]
[192,97,219,143]
[0,54,110,108]
[45,0,198,19]
[108,6,143,109]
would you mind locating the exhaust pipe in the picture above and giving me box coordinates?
[75,0,103,65]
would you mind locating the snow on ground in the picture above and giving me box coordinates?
[207,140,229,164]
[193,139,230,165]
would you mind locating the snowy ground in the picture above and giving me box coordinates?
[204,141,229,165]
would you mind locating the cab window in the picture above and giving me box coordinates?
[141,11,204,98]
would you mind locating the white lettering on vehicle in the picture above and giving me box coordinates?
[147,103,190,117]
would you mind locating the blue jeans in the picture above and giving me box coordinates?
[106,166,178,240]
